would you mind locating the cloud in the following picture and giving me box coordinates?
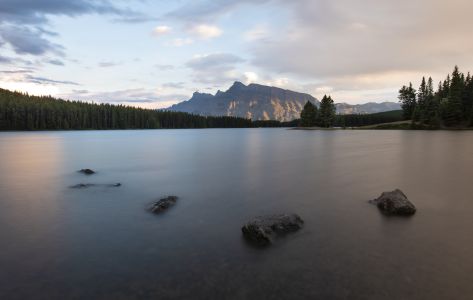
[0,0,148,57]
[26,76,79,85]
[98,61,121,68]
[248,0,473,79]
[0,55,14,64]
[72,89,89,94]
[243,25,268,41]
[152,25,172,36]
[59,88,189,108]
[0,69,79,86]
[243,71,259,84]
[0,70,33,74]
[46,59,65,66]
[155,64,175,71]
[189,24,223,39]
[162,82,186,89]
[0,25,64,56]
[168,38,194,47]
[186,53,244,84]
[166,0,269,22]
[0,0,143,24]
[186,53,244,70]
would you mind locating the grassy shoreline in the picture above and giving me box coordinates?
[291,120,473,130]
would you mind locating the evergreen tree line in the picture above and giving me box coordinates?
[0,87,406,130]
[299,95,336,127]
[333,110,403,127]
[0,88,256,130]
[399,66,473,128]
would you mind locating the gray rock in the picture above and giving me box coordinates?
[241,214,304,245]
[149,196,178,214]
[79,169,95,175]
[369,189,416,215]
[70,183,121,189]
[70,183,95,189]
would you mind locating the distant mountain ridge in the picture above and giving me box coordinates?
[335,102,401,115]
[168,82,400,121]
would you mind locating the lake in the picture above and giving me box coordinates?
[1,129,473,299]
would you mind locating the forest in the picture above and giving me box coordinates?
[299,95,403,128]
[398,66,473,128]
[0,88,253,130]
[0,87,407,130]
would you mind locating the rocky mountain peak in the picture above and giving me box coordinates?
[168,82,400,121]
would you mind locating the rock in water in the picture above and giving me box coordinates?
[149,196,178,214]
[70,183,121,189]
[369,189,416,215]
[241,214,304,245]
[79,169,95,175]
[70,183,95,189]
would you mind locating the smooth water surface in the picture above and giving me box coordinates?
[1,129,473,299]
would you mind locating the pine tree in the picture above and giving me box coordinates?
[318,95,336,128]
[462,72,473,120]
[424,77,440,127]
[415,77,428,122]
[398,82,416,120]
[299,101,318,127]
[445,66,464,126]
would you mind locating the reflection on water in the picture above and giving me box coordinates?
[1,129,473,299]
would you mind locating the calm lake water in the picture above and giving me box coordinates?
[1,129,473,299]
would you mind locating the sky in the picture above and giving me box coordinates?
[1,0,473,108]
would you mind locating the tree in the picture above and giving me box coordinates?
[444,66,464,126]
[398,82,416,120]
[414,77,429,122]
[318,95,336,128]
[424,77,440,127]
[299,101,318,127]
[398,65,473,128]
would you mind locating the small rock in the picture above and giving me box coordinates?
[70,183,121,189]
[369,189,416,215]
[79,169,95,175]
[70,183,95,189]
[241,214,304,245]
[149,196,178,214]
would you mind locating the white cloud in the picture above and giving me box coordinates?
[58,88,189,109]
[168,38,194,47]
[243,25,268,41]
[0,80,60,96]
[243,71,259,84]
[249,0,473,79]
[189,24,223,39]
[152,25,171,36]
[186,53,244,84]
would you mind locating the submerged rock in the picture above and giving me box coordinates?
[70,183,121,189]
[369,189,416,216]
[241,214,304,246]
[70,183,95,189]
[149,196,178,214]
[79,169,95,175]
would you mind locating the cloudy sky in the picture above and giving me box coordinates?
[1,0,473,108]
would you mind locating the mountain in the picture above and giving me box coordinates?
[168,82,318,122]
[335,102,401,115]
[168,81,400,121]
